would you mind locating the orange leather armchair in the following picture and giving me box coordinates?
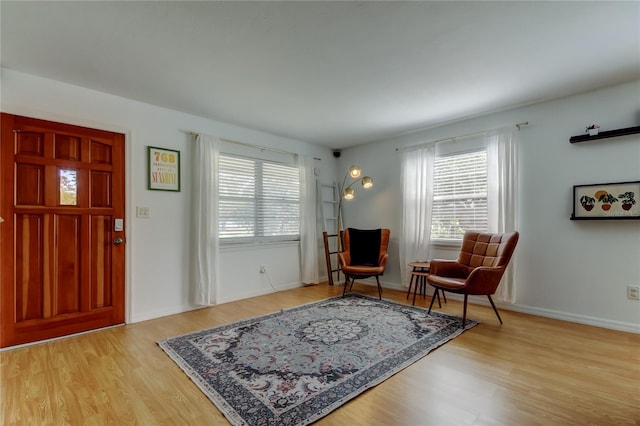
[338,228,390,299]
[427,231,519,326]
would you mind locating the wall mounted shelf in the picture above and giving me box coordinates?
[569,125,640,144]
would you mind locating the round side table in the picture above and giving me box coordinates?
[407,261,446,307]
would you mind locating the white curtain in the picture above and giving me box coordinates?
[399,144,435,286]
[300,156,319,284]
[191,134,220,305]
[487,126,519,303]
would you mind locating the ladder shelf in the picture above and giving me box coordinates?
[320,182,341,285]
[322,232,342,286]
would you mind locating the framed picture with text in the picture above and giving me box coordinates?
[571,181,640,220]
[148,146,180,191]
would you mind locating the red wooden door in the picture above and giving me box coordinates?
[1,113,125,347]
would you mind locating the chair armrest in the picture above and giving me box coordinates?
[429,259,468,278]
[338,251,350,268]
[465,266,505,295]
[378,253,389,269]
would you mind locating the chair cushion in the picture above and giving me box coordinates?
[341,264,385,276]
[427,275,467,292]
[348,228,381,266]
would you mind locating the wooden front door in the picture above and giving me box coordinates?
[1,113,125,348]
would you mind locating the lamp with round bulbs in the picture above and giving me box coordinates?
[337,165,373,236]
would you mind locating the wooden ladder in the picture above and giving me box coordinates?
[322,231,342,286]
[320,183,341,285]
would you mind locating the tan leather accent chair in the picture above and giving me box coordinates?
[338,228,390,299]
[427,231,519,326]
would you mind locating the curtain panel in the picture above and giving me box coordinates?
[191,134,220,306]
[300,156,319,284]
[399,144,435,286]
[487,127,519,303]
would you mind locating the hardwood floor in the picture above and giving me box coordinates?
[2,283,639,425]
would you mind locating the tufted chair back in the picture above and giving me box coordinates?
[457,231,519,274]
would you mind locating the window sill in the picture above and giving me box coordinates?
[430,239,462,249]
[220,240,300,253]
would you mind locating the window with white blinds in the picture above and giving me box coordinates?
[219,154,300,243]
[431,149,487,240]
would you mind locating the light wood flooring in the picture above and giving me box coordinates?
[2,283,639,425]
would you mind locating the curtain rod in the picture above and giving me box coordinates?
[187,131,301,158]
[395,121,529,152]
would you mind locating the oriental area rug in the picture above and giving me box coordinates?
[158,294,478,425]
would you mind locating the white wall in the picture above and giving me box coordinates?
[3,69,638,332]
[1,68,337,322]
[339,81,640,332]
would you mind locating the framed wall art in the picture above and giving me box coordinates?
[148,146,181,191]
[571,181,640,220]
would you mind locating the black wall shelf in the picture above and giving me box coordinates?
[569,125,640,144]
[570,215,640,221]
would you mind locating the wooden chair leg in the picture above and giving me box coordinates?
[427,287,438,313]
[435,288,442,308]
[375,276,382,299]
[462,294,468,327]
[342,276,349,297]
[487,295,503,324]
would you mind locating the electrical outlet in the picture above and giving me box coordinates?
[260,265,266,273]
[628,285,640,300]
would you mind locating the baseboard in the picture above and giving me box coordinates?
[130,303,205,323]
[431,293,639,334]
[129,282,305,323]
[384,281,640,334]
[499,302,640,334]
[347,277,639,333]
[216,282,303,305]
[131,279,639,334]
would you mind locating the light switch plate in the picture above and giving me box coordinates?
[137,207,151,218]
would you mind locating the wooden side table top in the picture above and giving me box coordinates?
[408,261,430,270]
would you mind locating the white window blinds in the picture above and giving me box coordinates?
[219,154,300,242]
[431,149,488,239]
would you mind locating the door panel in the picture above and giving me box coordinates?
[54,214,81,315]
[15,214,45,322]
[16,132,45,156]
[91,171,112,207]
[1,113,125,347]
[16,164,45,205]
[91,215,113,309]
[54,134,81,161]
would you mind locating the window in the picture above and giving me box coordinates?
[218,154,300,243]
[59,168,78,205]
[431,149,487,240]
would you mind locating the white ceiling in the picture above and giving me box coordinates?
[1,1,638,149]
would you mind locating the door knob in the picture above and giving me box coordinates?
[113,237,124,245]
